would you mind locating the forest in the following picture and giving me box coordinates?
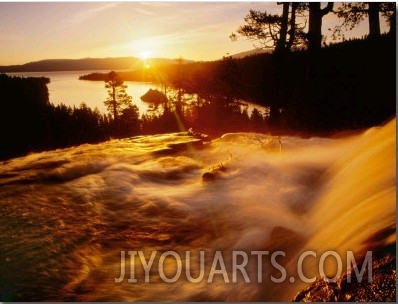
[81,34,395,132]
[0,2,395,161]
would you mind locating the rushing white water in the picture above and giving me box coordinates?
[0,119,395,301]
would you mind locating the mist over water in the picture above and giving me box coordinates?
[0,119,395,301]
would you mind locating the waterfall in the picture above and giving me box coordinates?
[0,119,395,301]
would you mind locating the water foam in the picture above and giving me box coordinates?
[0,119,395,301]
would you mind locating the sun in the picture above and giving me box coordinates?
[139,50,152,60]
[139,50,152,69]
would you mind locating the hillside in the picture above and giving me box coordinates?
[228,48,270,59]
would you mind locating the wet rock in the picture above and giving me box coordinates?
[293,253,396,302]
[202,171,217,182]
[202,163,227,182]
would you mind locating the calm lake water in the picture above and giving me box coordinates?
[7,71,268,117]
[7,71,158,115]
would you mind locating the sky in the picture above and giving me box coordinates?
[0,1,388,66]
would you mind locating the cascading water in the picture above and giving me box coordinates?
[0,119,395,301]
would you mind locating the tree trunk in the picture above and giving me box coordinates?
[276,2,290,53]
[389,9,396,36]
[308,3,322,53]
[308,2,333,53]
[305,2,333,130]
[270,2,291,130]
[112,86,117,120]
[368,2,381,39]
[286,2,298,51]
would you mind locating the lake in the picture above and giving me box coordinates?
[7,71,269,117]
[7,71,158,115]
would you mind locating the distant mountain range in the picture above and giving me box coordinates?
[0,57,193,73]
[0,50,268,73]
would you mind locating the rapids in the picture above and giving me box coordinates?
[0,119,395,301]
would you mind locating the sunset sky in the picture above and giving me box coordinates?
[0,2,386,66]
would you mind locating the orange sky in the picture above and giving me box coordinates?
[0,2,389,66]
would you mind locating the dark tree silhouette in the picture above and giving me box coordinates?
[368,2,381,38]
[214,56,241,104]
[380,2,396,36]
[174,57,184,116]
[232,3,306,54]
[231,4,305,128]
[118,105,140,137]
[104,71,133,120]
[307,2,334,52]
[141,89,168,109]
[0,74,115,160]
[333,2,396,40]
